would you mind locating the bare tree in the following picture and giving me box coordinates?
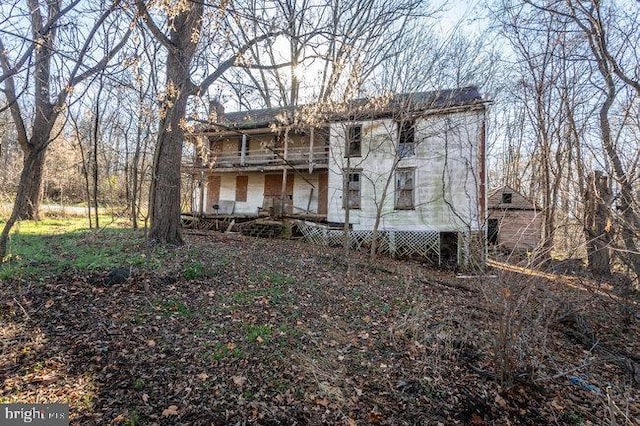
[219,0,435,109]
[136,1,287,245]
[494,0,639,278]
[0,0,131,258]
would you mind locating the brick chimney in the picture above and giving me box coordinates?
[209,99,225,122]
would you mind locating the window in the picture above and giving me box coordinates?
[346,125,362,157]
[501,192,512,204]
[344,172,361,209]
[235,175,248,202]
[398,120,415,157]
[395,169,414,209]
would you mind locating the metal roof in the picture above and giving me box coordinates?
[206,86,485,131]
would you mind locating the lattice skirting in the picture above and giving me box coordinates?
[296,221,441,262]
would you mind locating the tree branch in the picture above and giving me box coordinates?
[55,0,133,110]
[0,37,28,150]
[135,0,175,50]
[194,31,285,96]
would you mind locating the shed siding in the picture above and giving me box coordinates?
[488,209,542,250]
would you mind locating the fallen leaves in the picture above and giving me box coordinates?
[495,393,508,409]
[161,405,179,417]
[0,233,636,425]
[232,375,247,387]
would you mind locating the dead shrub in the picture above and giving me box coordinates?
[479,273,561,386]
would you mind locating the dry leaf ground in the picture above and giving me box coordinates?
[1,230,639,425]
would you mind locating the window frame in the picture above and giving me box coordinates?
[397,119,415,158]
[346,125,362,157]
[395,168,415,210]
[344,171,362,209]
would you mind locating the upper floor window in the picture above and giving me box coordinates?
[398,120,415,157]
[501,192,512,204]
[346,125,362,157]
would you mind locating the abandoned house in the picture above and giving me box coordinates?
[183,86,488,267]
[487,185,542,251]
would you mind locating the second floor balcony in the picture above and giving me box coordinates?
[185,144,330,172]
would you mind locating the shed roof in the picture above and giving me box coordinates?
[488,185,540,211]
[204,86,485,131]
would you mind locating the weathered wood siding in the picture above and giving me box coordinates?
[326,109,485,232]
[488,209,542,250]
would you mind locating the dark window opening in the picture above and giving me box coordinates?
[398,120,415,157]
[501,192,512,204]
[488,219,499,245]
[346,125,362,157]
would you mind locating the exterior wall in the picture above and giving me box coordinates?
[291,173,320,215]
[197,171,321,215]
[326,109,485,233]
[488,209,542,250]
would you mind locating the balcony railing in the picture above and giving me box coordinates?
[185,145,329,170]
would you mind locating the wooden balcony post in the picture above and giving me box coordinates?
[280,129,289,217]
[240,134,247,166]
[198,171,205,216]
[309,127,315,173]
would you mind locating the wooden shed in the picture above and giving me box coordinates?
[487,186,542,251]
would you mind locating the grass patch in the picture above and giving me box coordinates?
[182,261,206,280]
[0,216,169,280]
[133,378,145,391]
[245,323,273,343]
[156,299,193,317]
[261,271,295,286]
[207,342,244,360]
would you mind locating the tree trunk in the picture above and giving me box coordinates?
[0,145,47,257]
[92,89,101,228]
[17,146,46,220]
[148,58,190,245]
[584,170,612,275]
[139,0,203,246]
[148,134,185,244]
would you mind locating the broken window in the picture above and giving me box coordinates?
[346,125,362,157]
[398,120,415,157]
[344,172,361,209]
[501,192,512,204]
[395,168,414,209]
